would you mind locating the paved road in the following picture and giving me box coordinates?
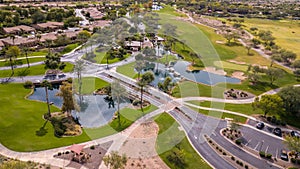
[75,9,89,26]
[171,106,282,169]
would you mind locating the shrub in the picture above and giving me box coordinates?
[259,151,265,157]
[275,119,281,125]
[65,151,69,154]
[24,81,33,88]
[296,159,300,164]
[291,158,296,163]
[239,162,243,167]
[231,156,235,161]
[266,154,272,159]
[132,99,141,106]
[245,165,248,169]
[90,145,95,150]
[208,140,212,143]
[67,77,73,83]
[223,152,227,156]
[57,152,61,156]
[235,139,242,145]
[271,116,277,123]
[219,149,223,153]
[236,160,240,165]
[281,121,286,126]
[266,116,271,122]
[216,146,219,150]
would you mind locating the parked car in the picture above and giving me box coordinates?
[58,74,66,78]
[256,122,265,129]
[291,131,300,138]
[280,150,289,161]
[273,128,282,137]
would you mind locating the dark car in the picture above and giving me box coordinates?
[291,131,300,138]
[273,128,282,137]
[280,150,289,161]
[256,122,265,129]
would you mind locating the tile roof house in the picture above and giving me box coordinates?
[33,22,64,31]
[124,41,141,51]
[40,32,58,42]
[0,40,4,50]
[84,8,104,20]
[2,25,35,35]
[1,37,38,46]
[84,20,111,31]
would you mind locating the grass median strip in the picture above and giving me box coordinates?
[154,113,212,169]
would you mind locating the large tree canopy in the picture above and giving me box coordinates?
[252,94,284,116]
[278,86,300,115]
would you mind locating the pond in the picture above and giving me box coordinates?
[28,87,129,128]
[140,61,241,86]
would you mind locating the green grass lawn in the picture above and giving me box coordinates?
[84,104,158,139]
[28,49,48,56]
[240,18,300,60]
[0,83,158,151]
[158,13,219,67]
[157,54,178,64]
[0,57,45,67]
[109,105,158,132]
[116,62,137,78]
[73,77,109,95]
[154,113,212,169]
[213,61,249,72]
[187,106,247,123]
[172,68,298,98]
[186,100,263,116]
[60,43,80,55]
[0,62,74,78]
[171,80,225,98]
[86,49,130,64]
[156,5,187,17]
[0,83,91,152]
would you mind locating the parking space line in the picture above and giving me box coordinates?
[276,149,278,159]
[245,139,252,146]
[265,145,269,153]
[254,142,260,150]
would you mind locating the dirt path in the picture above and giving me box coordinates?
[119,121,169,169]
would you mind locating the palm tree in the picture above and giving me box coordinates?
[36,34,41,43]
[74,59,85,103]
[9,34,16,45]
[22,46,30,68]
[137,71,154,111]
[134,60,145,80]
[111,80,127,123]
[41,80,52,119]
[6,46,21,76]
[45,39,53,54]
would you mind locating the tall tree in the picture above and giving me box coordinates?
[74,59,85,103]
[284,136,300,153]
[56,82,75,115]
[252,94,284,116]
[278,86,300,115]
[22,46,30,68]
[111,80,127,123]
[266,67,284,85]
[6,46,20,75]
[134,60,145,80]
[137,71,154,110]
[41,80,52,119]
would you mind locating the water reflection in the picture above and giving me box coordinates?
[28,88,129,128]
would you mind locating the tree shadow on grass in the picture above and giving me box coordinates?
[248,81,279,93]
[36,120,49,136]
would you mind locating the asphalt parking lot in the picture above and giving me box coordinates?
[240,123,287,159]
